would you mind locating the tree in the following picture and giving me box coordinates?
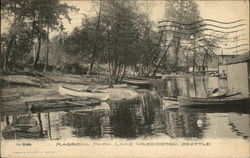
[1,0,77,70]
[196,35,221,71]
[100,0,148,83]
[86,0,103,76]
[135,2,162,76]
[62,15,106,74]
[1,0,33,69]
[163,0,202,70]
[1,19,33,69]
[49,32,69,71]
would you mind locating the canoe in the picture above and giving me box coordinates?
[178,96,250,107]
[59,86,110,101]
[2,116,41,139]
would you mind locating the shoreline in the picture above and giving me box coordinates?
[0,73,143,115]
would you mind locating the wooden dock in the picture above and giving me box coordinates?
[0,95,101,116]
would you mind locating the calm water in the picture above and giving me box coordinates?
[1,77,249,140]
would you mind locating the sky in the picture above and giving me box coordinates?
[1,0,249,55]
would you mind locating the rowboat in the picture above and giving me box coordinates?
[162,88,229,102]
[59,86,110,101]
[2,116,41,139]
[178,96,250,107]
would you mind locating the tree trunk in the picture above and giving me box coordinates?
[202,53,207,73]
[87,1,103,76]
[33,36,42,66]
[87,59,96,76]
[174,38,180,68]
[193,77,197,97]
[120,64,127,82]
[153,40,172,76]
[44,26,50,72]
[3,36,15,70]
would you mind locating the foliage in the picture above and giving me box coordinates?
[60,0,161,82]
[100,0,160,82]
[1,0,77,69]
[1,0,221,79]
[163,0,203,69]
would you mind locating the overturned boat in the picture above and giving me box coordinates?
[59,86,110,101]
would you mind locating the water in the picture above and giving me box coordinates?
[1,76,249,141]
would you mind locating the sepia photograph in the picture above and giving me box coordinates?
[0,0,249,157]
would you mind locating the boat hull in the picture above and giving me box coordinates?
[178,96,250,108]
[59,86,110,101]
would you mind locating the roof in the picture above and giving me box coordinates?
[226,51,250,65]
[218,54,238,57]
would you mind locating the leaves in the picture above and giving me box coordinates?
[1,0,77,69]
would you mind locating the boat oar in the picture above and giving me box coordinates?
[219,92,242,98]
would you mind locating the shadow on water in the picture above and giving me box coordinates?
[1,76,249,140]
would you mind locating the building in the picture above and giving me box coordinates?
[219,52,250,97]
[218,54,239,65]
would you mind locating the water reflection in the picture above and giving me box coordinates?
[161,76,229,98]
[1,77,249,141]
[162,108,206,138]
[109,92,165,138]
[1,115,46,139]
[61,110,111,138]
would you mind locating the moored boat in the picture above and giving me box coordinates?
[59,86,110,101]
[178,96,250,108]
[2,116,41,139]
